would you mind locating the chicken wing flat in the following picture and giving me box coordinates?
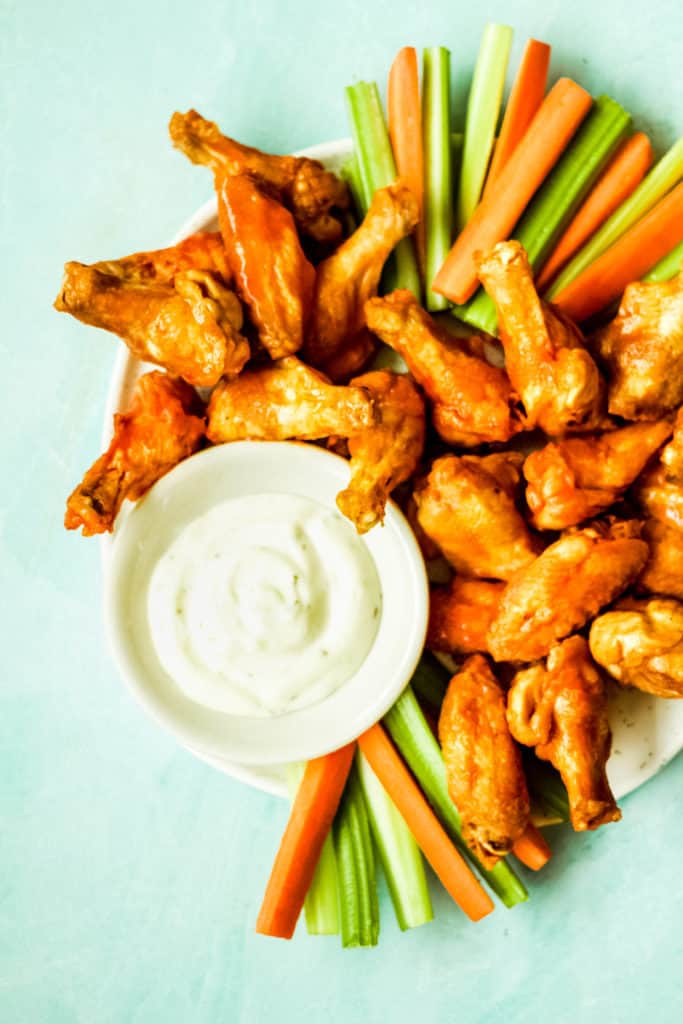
[507,637,620,831]
[217,173,315,359]
[365,289,525,446]
[65,372,205,536]
[633,408,683,529]
[55,233,248,387]
[304,182,419,379]
[524,419,672,530]
[206,356,375,443]
[589,597,683,698]
[335,370,425,533]
[439,654,530,868]
[169,109,349,244]
[477,241,605,435]
[414,452,539,581]
[427,578,504,655]
[487,519,648,663]
[593,270,683,420]
[637,519,683,600]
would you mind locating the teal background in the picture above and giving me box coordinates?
[2,0,682,1020]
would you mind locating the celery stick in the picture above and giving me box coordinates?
[643,240,683,282]
[340,155,365,221]
[410,650,451,711]
[384,683,528,908]
[357,752,433,932]
[456,23,513,231]
[333,763,379,947]
[286,765,339,935]
[546,136,683,299]
[345,81,421,298]
[422,46,453,312]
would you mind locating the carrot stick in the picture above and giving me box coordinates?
[538,131,653,289]
[256,743,356,939]
[388,46,425,270]
[483,38,551,196]
[553,180,683,321]
[358,723,494,922]
[512,824,552,871]
[433,77,592,304]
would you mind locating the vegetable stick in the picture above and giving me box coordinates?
[553,180,683,320]
[456,23,514,230]
[388,46,425,270]
[643,239,683,282]
[538,132,653,289]
[433,77,592,304]
[512,825,552,871]
[286,764,339,935]
[422,46,453,311]
[333,761,379,947]
[256,742,356,939]
[358,723,495,922]
[483,38,551,196]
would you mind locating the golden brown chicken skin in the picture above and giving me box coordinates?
[335,370,425,533]
[593,270,683,420]
[487,519,648,663]
[217,173,315,359]
[524,419,672,530]
[439,655,530,868]
[206,356,375,443]
[507,637,620,831]
[427,578,504,655]
[477,241,605,435]
[304,182,419,379]
[365,289,525,446]
[637,519,683,600]
[169,109,349,244]
[633,408,683,530]
[414,452,539,581]
[65,372,205,536]
[589,597,683,698]
[54,233,248,387]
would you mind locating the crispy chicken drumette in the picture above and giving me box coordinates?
[477,241,605,435]
[65,372,205,536]
[637,519,683,600]
[589,597,683,698]
[427,578,505,655]
[54,233,248,387]
[365,289,525,446]
[439,655,530,868]
[507,636,620,831]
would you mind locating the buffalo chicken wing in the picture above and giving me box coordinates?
[428,578,504,655]
[589,597,683,698]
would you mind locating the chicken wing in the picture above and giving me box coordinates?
[427,578,504,655]
[589,597,683,698]
[169,109,349,244]
[637,519,683,600]
[487,519,649,662]
[414,452,539,581]
[477,241,605,435]
[524,419,672,530]
[206,356,375,443]
[439,655,530,868]
[65,372,205,536]
[335,370,425,533]
[217,173,315,359]
[365,289,525,446]
[304,182,419,379]
[593,270,683,420]
[633,408,683,530]
[507,637,620,831]
[54,233,248,387]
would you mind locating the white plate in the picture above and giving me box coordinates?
[101,137,683,801]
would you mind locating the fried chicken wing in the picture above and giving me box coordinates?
[206,356,375,443]
[487,519,649,662]
[477,241,605,435]
[438,655,530,868]
[65,372,204,536]
[507,637,620,831]
[427,578,504,655]
[589,597,683,698]
[304,182,419,379]
[335,370,425,533]
[524,419,672,530]
[593,270,683,420]
[365,289,525,446]
[637,519,683,600]
[54,233,248,387]
[633,408,683,530]
[217,173,315,359]
[414,453,539,581]
[169,109,349,244]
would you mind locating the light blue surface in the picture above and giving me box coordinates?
[2,1,682,1021]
